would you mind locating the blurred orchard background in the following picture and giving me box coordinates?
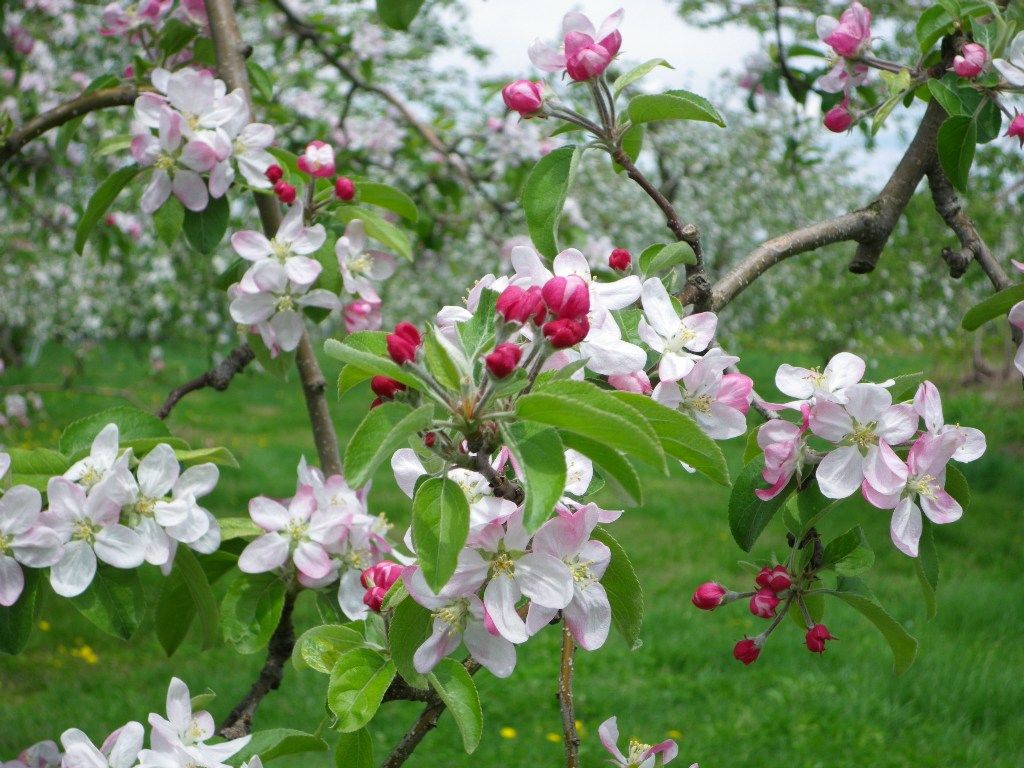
[2,1,1022,766]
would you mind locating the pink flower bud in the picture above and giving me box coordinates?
[541,275,590,320]
[755,565,792,593]
[485,343,523,379]
[733,638,761,665]
[424,432,437,447]
[1007,113,1024,148]
[824,103,854,133]
[608,371,652,395]
[265,164,283,183]
[608,248,631,271]
[496,285,546,325]
[297,140,336,178]
[691,582,727,610]
[344,299,381,333]
[361,560,403,592]
[749,588,780,619]
[502,80,544,116]
[805,623,836,654]
[952,43,988,79]
[818,2,872,59]
[363,586,387,612]
[543,317,589,349]
[564,30,618,81]
[273,180,297,204]
[386,322,422,364]
[370,397,383,409]
[371,376,406,400]
[335,176,356,201]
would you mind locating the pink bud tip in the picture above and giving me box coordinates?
[386,322,422,365]
[424,432,437,448]
[749,588,780,619]
[608,248,631,271]
[265,164,283,183]
[952,43,988,79]
[496,285,546,325]
[733,638,761,665]
[692,582,727,610]
[273,180,297,204]
[541,274,590,320]
[334,176,356,201]
[370,376,406,400]
[502,79,544,116]
[542,317,589,349]
[1007,113,1024,148]
[755,565,792,593]
[805,623,836,654]
[484,342,523,379]
[824,103,854,133]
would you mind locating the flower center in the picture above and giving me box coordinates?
[155,154,176,171]
[0,533,12,555]
[806,367,827,387]
[79,465,103,488]
[435,599,469,628]
[71,519,99,544]
[627,738,652,766]
[184,113,201,132]
[276,294,295,312]
[907,474,937,500]
[850,422,877,450]
[566,557,594,585]
[182,718,206,746]
[491,553,516,577]
[347,254,373,275]
[271,239,292,261]
[686,393,713,414]
[285,519,309,543]
[664,325,696,353]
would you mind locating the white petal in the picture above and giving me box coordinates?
[890,499,922,557]
[95,525,146,568]
[50,540,98,597]
[815,445,864,499]
[137,443,180,498]
[238,532,289,573]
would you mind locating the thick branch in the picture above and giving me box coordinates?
[0,86,141,168]
[157,344,254,419]
[558,624,580,768]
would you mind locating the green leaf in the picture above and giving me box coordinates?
[0,569,40,655]
[74,165,144,254]
[961,282,1024,330]
[640,241,696,274]
[221,572,287,654]
[293,623,366,673]
[822,526,875,577]
[871,92,905,135]
[70,565,144,640]
[916,5,954,51]
[159,18,198,56]
[888,372,926,403]
[428,659,483,754]
[500,422,566,531]
[153,196,184,246]
[344,402,435,488]
[833,577,918,675]
[174,548,220,648]
[729,457,795,551]
[59,405,171,460]
[612,58,673,97]
[231,729,328,765]
[915,520,940,620]
[412,477,471,592]
[627,89,726,127]
[376,0,425,30]
[937,115,977,192]
[522,145,580,257]
[5,448,69,490]
[156,551,236,656]
[336,206,412,261]
[218,516,263,540]
[183,195,230,255]
[609,391,730,486]
[423,328,466,391]
[558,433,642,506]
[335,729,374,768]
[612,124,645,173]
[247,60,275,102]
[388,597,433,689]
[328,648,397,732]
[356,181,419,222]
[795,484,838,534]
[944,464,970,511]
[592,526,643,649]
[457,289,499,362]
[324,337,423,392]
[173,446,239,468]
[518,380,665,471]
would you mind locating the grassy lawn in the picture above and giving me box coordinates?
[1,340,1022,767]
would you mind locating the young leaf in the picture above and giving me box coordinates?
[627,89,726,127]
[592,526,643,649]
[412,477,471,592]
[60,405,171,460]
[612,124,645,173]
[936,115,977,192]
[344,402,435,487]
[156,551,236,656]
[961,282,1024,330]
[183,195,230,255]
[612,58,673,97]
[0,570,41,655]
[728,457,795,551]
[328,648,397,732]
[376,0,425,30]
[173,447,239,468]
[944,464,970,511]
[324,338,423,391]
[231,729,327,765]
[428,659,484,753]
[74,165,144,254]
[641,240,697,274]
[6,448,69,491]
[388,597,433,689]
[915,520,940,620]
[355,182,419,222]
[833,577,919,675]
[821,526,875,577]
[70,565,145,640]
[292,623,365,674]
[500,422,566,532]
[153,197,184,246]
[522,145,580,257]
[221,572,287,654]
[558,432,642,506]
[916,5,954,52]
[335,729,374,768]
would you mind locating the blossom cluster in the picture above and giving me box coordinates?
[0,423,220,605]
[100,0,206,38]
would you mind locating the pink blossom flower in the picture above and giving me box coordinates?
[913,381,985,462]
[10,741,60,768]
[599,717,685,768]
[144,677,249,764]
[1007,112,1024,148]
[809,383,918,499]
[953,43,988,78]
[529,10,624,82]
[861,433,964,557]
[343,299,382,333]
[691,582,727,610]
[608,370,652,395]
[638,278,717,382]
[775,352,865,403]
[63,424,123,490]
[60,722,143,768]
[653,349,751,440]
[99,1,172,36]
[816,2,872,59]
[131,111,215,213]
[756,404,810,501]
[749,588,780,618]
[0,485,62,606]
[335,220,397,301]
[512,245,641,318]
[818,60,869,94]
[296,140,335,177]
[502,80,544,116]
[231,203,325,287]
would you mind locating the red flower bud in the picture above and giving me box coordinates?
[265,164,283,183]
[692,582,727,610]
[423,431,437,447]
[608,248,631,271]
[755,565,792,593]
[334,176,356,201]
[370,375,406,400]
[542,317,589,349]
[361,560,403,591]
[541,275,590,320]
[386,322,422,365]
[369,397,383,409]
[733,638,761,665]
[824,103,854,133]
[273,180,297,204]
[484,342,522,379]
[1007,113,1024,148]
[363,586,387,612]
[496,285,546,325]
[952,42,988,79]
[749,588,780,619]
[805,623,836,654]
[502,79,544,116]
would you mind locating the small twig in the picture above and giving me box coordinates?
[557,623,580,768]
[156,344,255,419]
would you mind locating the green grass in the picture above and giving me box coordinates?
[1,341,1023,767]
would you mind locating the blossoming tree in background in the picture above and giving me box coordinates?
[1,1,1024,767]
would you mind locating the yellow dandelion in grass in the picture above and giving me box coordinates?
[546,733,562,743]
[70,644,99,664]
[575,719,585,735]
[667,729,684,739]
[499,727,517,739]
[37,620,51,631]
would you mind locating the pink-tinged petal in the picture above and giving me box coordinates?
[62,742,106,768]
[1009,300,1024,331]
[289,486,318,521]
[815,445,864,499]
[640,278,680,338]
[94,524,145,568]
[402,566,448,610]
[463,620,517,678]
[290,223,326,256]
[1016,340,1024,376]
[171,170,209,212]
[131,133,161,165]
[527,40,566,71]
[581,335,647,377]
[140,170,172,214]
[913,381,943,433]
[565,582,611,650]
[294,541,331,579]
[238,532,289,573]
[637,317,666,353]
[270,311,305,352]
[862,441,908,496]
[951,427,986,462]
[593,275,642,311]
[50,540,98,597]
[48,476,87,519]
[0,555,24,607]
[598,717,627,764]
[775,364,814,399]
[484,573,528,643]
[249,496,289,530]
[561,10,596,37]
[860,478,901,510]
[284,256,322,287]
[809,400,853,442]
[652,380,682,409]
[525,602,559,636]
[0,484,42,534]
[875,404,918,445]
[179,139,219,173]
[699,401,748,440]
[920,489,962,525]
[517,552,573,609]
[11,526,62,567]
[755,474,791,502]
[756,418,801,449]
[552,248,593,281]
[230,292,276,325]
[907,431,960,477]
[175,464,218,499]
[843,384,891,423]
[137,443,179,498]
[824,352,865,391]
[595,8,624,41]
[718,373,754,414]
[367,251,396,280]
[890,498,922,557]
[413,618,461,673]
[297,289,342,311]
[681,312,717,351]
[231,230,273,261]
[391,449,426,499]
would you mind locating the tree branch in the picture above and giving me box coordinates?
[156,344,255,419]
[0,86,142,168]
[557,623,580,768]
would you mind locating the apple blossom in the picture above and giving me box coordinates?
[816,2,872,59]
[146,678,250,764]
[913,381,985,462]
[131,110,215,213]
[0,485,62,606]
[775,352,865,404]
[639,278,717,382]
[43,477,145,597]
[1007,113,1024,148]
[99,1,171,37]
[335,220,397,301]
[952,43,988,78]
[1010,295,1024,375]
[512,246,641,319]
[691,582,727,610]
[502,80,544,116]
[598,716,683,768]
[608,248,631,271]
[137,68,248,141]
[542,275,591,319]
[361,560,402,612]
[755,565,792,593]
[386,322,422,364]
[230,202,326,288]
[809,383,918,499]
[334,176,356,201]
[733,637,761,665]
[608,370,652,395]
[528,9,624,82]
[496,285,546,325]
[824,102,854,133]
[653,350,751,440]
[485,342,523,378]
[8,741,60,768]
[749,588,780,618]
[755,404,810,501]
[344,298,382,333]
[60,722,143,768]
[805,624,836,654]
[818,60,869,94]
[296,140,335,177]
[993,33,1024,86]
